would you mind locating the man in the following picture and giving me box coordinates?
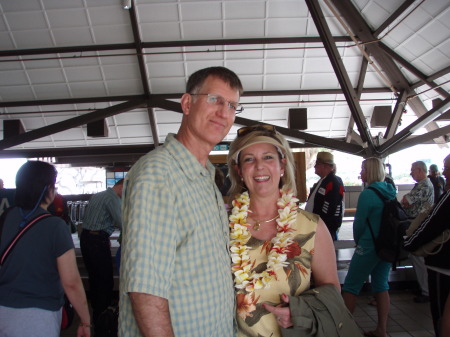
[0,178,4,189]
[428,164,445,204]
[404,155,450,337]
[305,151,345,241]
[401,161,434,303]
[119,67,243,337]
[80,178,124,335]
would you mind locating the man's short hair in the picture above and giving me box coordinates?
[186,66,243,96]
[115,178,124,186]
[412,161,427,173]
[429,164,438,172]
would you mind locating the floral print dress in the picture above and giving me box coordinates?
[236,210,318,337]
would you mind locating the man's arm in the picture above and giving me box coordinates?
[404,191,450,251]
[129,292,175,337]
[106,195,122,229]
[403,181,432,206]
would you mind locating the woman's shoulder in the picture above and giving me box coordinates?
[295,209,319,233]
[365,181,396,199]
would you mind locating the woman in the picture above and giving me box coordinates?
[227,124,341,337]
[0,161,91,337]
[342,157,396,337]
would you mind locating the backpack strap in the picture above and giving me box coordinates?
[0,207,13,244]
[366,187,386,243]
[367,186,389,202]
[0,211,52,265]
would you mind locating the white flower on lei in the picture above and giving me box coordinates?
[229,188,299,294]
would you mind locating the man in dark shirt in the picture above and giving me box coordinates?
[305,152,345,241]
[428,164,445,204]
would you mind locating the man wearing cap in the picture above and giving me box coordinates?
[305,151,345,241]
[428,164,445,204]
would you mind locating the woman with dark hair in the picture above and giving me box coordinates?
[0,161,91,337]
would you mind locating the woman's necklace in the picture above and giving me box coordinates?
[229,188,299,293]
[249,214,279,231]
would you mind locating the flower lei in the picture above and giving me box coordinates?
[229,188,299,293]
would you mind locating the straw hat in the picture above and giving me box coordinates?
[316,151,334,165]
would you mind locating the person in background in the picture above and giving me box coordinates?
[384,163,396,191]
[227,124,340,337]
[401,161,434,303]
[342,157,396,337]
[119,66,243,337]
[48,192,74,233]
[428,164,445,204]
[0,161,91,337]
[305,151,345,241]
[0,178,4,189]
[80,178,124,336]
[404,154,450,337]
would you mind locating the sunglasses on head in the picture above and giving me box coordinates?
[237,124,277,138]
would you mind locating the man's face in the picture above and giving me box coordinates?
[314,161,327,178]
[410,164,421,182]
[182,75,239,148]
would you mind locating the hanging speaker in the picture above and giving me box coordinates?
[3,119,25,139]
[370,106,391,128]
[87,119,108,137]
[288,108,307,130]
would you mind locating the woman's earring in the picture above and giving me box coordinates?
[281,173,284,177]
[241,177,244,182]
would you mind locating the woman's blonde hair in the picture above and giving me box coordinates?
[227,125,296,198]
[363,157,385,185]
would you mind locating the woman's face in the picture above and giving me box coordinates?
[360,163,367,183]
[237,142,285,198]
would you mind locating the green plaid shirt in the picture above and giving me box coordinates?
[119,134,234,337]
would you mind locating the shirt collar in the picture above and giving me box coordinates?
[164,133,215,181]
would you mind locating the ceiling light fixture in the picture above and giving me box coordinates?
[122,0,132,10]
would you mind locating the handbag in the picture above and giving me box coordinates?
[61,294,75,330]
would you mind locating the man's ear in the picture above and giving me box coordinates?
[180,93,192,116]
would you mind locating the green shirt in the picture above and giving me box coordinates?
[119,134,234,337]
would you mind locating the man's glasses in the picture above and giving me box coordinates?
[237,124,276,138]
[190,93,243,114]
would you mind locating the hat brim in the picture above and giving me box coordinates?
[233,135,286,163]
[316,159,334,165]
